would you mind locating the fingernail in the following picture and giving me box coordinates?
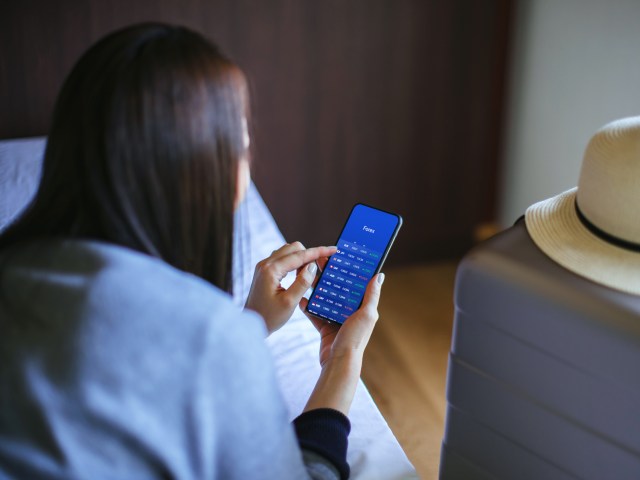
[377,273,385,285]
[307,263,317,274]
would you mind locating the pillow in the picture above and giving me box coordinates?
[0,136,45,231]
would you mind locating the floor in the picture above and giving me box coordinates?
[361,261,459,480]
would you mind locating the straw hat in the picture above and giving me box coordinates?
[525,116,640,295]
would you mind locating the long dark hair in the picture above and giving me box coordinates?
[0,23,250,292]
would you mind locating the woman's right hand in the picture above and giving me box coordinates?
[245,242,336,335]
[299,273,385,414]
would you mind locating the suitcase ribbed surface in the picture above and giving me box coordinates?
[440,223,640,480]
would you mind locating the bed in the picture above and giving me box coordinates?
[0,136,417,479]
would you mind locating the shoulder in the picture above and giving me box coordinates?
[83,240,235,317]
[2,238,267,342]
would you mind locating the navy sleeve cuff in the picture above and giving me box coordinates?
[293,408,351,480]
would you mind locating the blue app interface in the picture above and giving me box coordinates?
[307,204,400,324]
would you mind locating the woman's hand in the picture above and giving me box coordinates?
[245,242,337,335]
[299,273,384,414]
[299,273,384,366]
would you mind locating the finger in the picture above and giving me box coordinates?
[285,262,318,305]
[305,257,330,289]
[300,257,328,282]
[310,265,322,288]
[260,243,291,272]
[275,246,337,274]
[269,241,305,260]
[269,243,289,257]
[360,273,385,314]
[255,242,312,285]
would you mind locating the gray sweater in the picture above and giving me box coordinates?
[0,239,340,479]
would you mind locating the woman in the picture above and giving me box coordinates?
[0,23,383,479]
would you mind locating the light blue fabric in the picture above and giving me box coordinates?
[0,136,44,232]
[0,239,312,479]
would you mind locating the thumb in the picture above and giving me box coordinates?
[285,262,318,304]
[360,273,385,314]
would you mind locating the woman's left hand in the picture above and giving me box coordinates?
[245,242,336,335]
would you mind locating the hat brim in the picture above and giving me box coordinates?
[525,187,640,296]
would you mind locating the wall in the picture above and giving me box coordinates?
[0,0,512,264]
[499,0,640,226]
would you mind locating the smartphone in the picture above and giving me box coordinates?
[305,203,402,325]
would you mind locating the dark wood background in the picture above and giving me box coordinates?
[0,0,513,264]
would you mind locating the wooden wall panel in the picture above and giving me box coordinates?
[0,0,513,264]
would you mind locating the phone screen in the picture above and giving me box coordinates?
[306,204,402,325]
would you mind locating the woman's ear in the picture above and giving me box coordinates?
[234,158,251,210]
[235,116,251,210]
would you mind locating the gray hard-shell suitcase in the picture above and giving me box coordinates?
[439,220,640,479]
